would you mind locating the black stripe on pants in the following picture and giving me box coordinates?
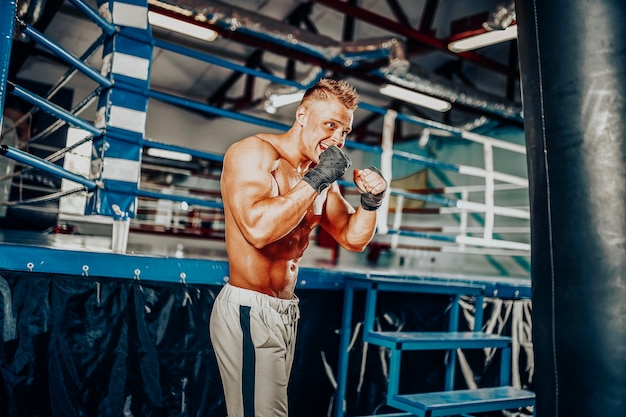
[240,305,255,417]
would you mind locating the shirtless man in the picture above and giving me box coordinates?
[209,79,387,417]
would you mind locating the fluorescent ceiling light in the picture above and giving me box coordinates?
[148,11,218,41]
[147,147,193,162]
[379,84,451,112]
[263,91,305,114]
[448,24,517,53]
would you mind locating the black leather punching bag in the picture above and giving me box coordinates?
[516,0,626,416]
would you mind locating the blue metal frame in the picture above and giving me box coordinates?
[390,386,534,416]
[153,39,308,89]
[0,236,530,417]
[0,0,17,127]
[67,0,117,35]
[0,239,351,288]
[0,143,225,210]
[334,275,529,417]
[0,237,532,293]
[9,83,104,136]
[147,88,288,131]
[19,22,112,88]
[0,145,97,190]
[29,88,103,143]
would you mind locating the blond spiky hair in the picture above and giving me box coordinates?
[301,78,360,111]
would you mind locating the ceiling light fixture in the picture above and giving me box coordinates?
[263,91,305,114]
[447,23,517,53]
[148,11,218,41]
[379,84,451,112]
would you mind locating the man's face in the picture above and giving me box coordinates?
[299,97,353,163]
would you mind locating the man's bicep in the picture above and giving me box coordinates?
[226,173,273,213]
[222,150,275,225]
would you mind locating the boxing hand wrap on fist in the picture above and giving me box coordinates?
[355,166,387,211]
[303,146,352,193]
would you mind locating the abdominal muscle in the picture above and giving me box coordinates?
[226,210,320,299]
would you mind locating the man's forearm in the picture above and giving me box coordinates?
[242,181,317,248]
[341,207,377,251]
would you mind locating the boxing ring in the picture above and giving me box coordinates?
[1,1,535,416]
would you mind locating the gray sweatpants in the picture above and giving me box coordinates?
[209,284,300,417]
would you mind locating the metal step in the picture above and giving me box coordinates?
[389,386,535,417]
[356,414,414,417]
[364,331,512,350]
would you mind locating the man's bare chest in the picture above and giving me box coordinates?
[270,162,302,196]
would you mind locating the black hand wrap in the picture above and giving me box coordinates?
[303,146,351,193]
[360,166,387,211]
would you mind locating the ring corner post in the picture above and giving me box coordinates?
[87,0,154,253]
[0,0,17,126]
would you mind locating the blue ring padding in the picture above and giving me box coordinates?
[109,27,154,62]
[107,86,151,113]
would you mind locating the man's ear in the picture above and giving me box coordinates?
[295,105,306,126]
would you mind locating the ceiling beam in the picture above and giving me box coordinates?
[311,0,518,78]
[385,0,413,27]
[417,0,439,32]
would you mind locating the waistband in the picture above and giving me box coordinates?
[219,283,299,316]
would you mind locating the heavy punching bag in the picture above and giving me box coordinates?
[516,0,626,416]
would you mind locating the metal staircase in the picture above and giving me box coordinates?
[335,275,535,417]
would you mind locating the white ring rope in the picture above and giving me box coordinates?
[457,165,528,187]
[370,104,530,255]
[406,119,526,155]
[377,109,396,235]
[483,142,495,240]
[441,183,527,193]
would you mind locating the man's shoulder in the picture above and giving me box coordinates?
[229,135,278,154]
[224,135,280,166]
